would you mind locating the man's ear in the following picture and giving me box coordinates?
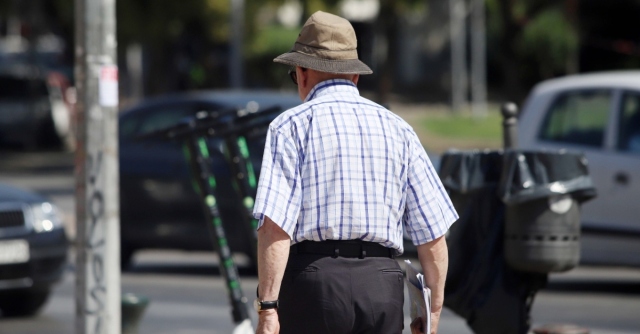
[298,67,309,88]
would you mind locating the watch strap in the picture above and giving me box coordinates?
[257,299,278,312]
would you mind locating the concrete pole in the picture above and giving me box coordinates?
[74,0,121,333]
[471,0,488,118]
[230,0,244,88]
[450,0,468,113]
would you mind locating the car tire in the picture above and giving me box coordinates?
[0,288,50,317]
[37,116,63,150]
[20,135,40,152]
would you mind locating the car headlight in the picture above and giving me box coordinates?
[30,202,64,233]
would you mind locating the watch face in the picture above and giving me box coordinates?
[254,298,260,312]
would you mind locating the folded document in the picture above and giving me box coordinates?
[404,260,431,334]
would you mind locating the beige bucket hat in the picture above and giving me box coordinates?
[274,11,373,75]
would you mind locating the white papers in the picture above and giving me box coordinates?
[405,260,431,334]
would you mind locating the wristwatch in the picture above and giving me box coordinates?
[254,299,279,312]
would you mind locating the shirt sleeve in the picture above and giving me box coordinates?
[252,125,302,238]
[403,134,458,245]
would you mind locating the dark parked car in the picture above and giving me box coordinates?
[118,90,300,268]
[0,66,73,150]
[0,183,68,317]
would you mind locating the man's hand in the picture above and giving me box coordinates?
[256,310,280,334]
[410,310,441,334]
[410,317,424,334]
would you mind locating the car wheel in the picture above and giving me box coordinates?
[0,288,51,317]
[20,135,40,151]
[37,116,63,149]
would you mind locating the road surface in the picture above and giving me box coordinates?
[0,151,639,333]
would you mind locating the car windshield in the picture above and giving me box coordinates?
[0,76,48,99]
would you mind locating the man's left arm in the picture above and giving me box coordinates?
[404,133,456,334]
[256,216,290,334]
[417,236,448,334]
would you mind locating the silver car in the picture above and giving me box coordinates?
[518,71,640,266]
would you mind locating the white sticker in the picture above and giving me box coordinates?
[99,65,119,107]
[548,195,573,214]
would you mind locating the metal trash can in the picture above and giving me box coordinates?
[121,293,149,334]
[499,151,597,273]
[440,150,536,334]
[439,149,596,334]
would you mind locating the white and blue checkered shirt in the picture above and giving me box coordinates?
[253,79,458,254]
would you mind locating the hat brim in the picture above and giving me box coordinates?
[274,51,373,75]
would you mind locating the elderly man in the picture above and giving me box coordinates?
[253,11,458,334]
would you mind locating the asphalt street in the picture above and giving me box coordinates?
[1,251,639,334]
[1,151,639,333]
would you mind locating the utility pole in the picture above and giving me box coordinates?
[471,0,487,117]
[74,0,121,333]
[230,0,244,88]
[450,0,468,113]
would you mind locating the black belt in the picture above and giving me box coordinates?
[290,240,395,259]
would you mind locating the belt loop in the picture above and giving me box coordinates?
[359,243,366,259]
[333,248,339,258]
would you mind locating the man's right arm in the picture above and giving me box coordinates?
[256,216,290,334]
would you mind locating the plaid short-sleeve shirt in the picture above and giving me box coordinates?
[253,79,458,254]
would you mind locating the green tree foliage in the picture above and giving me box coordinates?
[117,0,227,46]
[0,2,11,15]
[488,0,579,98]
[9,0,636,100]
[519,7,578,79]
[243,0,344,88]
[39,0,434,93]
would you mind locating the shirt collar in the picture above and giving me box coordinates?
[304,79,360,102]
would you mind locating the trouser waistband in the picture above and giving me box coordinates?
[290,240,394,259]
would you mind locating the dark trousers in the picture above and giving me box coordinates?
[279,246,404,334]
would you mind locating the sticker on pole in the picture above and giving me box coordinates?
[99,65,119,107]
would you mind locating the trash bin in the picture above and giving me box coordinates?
[439,149,596,334]
[499,150,597,273]
[121,293,149,334]
[440,150,537,334]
